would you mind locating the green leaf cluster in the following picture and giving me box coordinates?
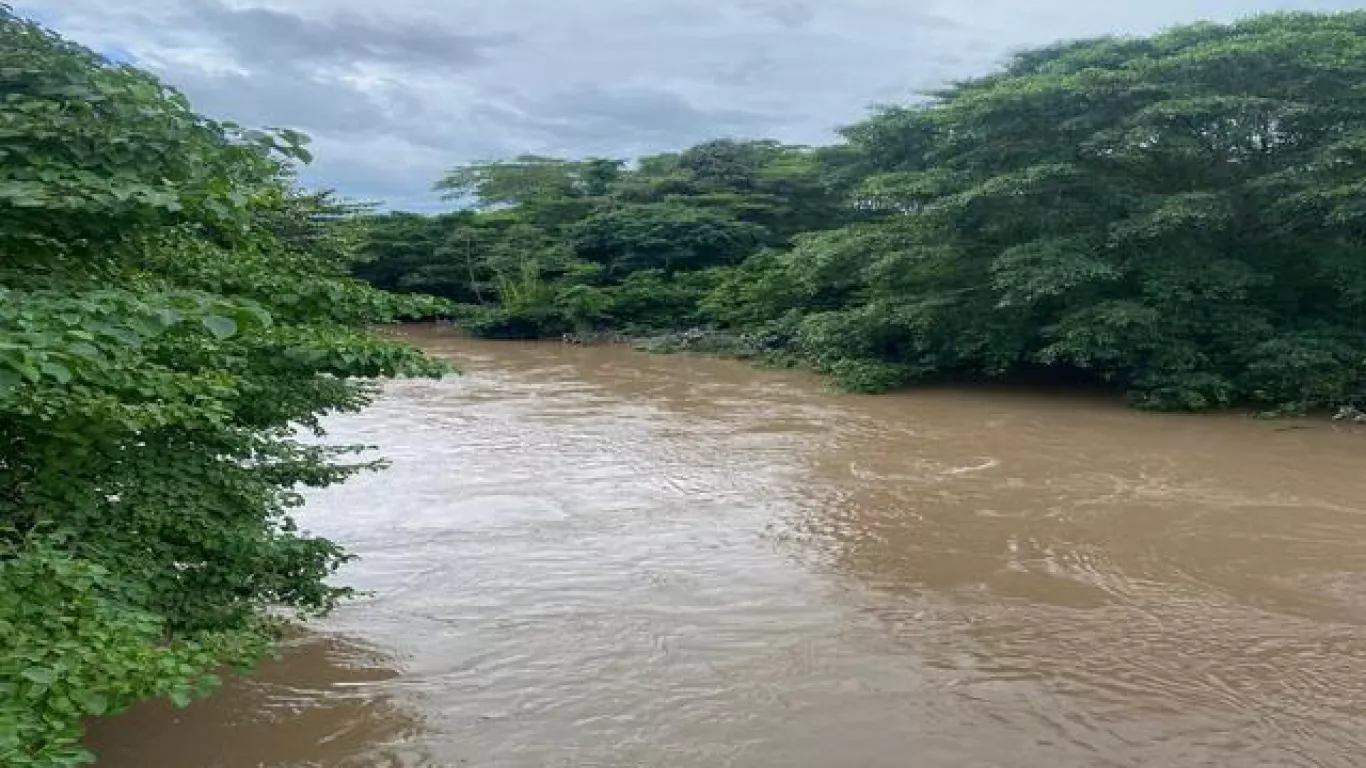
[0,9,446,765]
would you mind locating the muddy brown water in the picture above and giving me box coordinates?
[89,328,1366,767]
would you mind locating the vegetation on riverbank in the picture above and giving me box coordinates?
[6,7,1366,766]
[0,10,445,766]
[356,12,1366,413]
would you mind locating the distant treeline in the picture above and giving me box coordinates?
[354,12,1366,412]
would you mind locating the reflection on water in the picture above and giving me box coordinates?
[87,633,425,767]
[91,328,1366,767]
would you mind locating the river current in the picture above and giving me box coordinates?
[90,328,1366,767]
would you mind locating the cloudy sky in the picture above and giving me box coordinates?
[23,0,1359,209]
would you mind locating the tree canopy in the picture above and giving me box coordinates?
[785,12,1366,409]
[359,12,1366,412]
[0,9,444,766]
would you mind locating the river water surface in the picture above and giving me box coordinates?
[90,328,1366,767]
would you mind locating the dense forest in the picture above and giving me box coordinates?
[357,12,1366,413]
[0,10,444,766]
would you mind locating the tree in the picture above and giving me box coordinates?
[0,10,445,766]
[570,202,766,275]
[352,211,462,297]
[786,12,1366,409]
[434,155,623,209]
[678,139,781,191]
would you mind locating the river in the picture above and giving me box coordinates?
[89,327,1366,767]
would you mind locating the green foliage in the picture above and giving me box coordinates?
[571,203,764,275]
[847,13,1364,407]
[435,155,623,208]
[0,10,445,765]
[357,139,853,339]
[786,11,1366,409]
[0,539,269,767]
[699,249,811,327]
[605,269,721,330]
[356,12,1366,412]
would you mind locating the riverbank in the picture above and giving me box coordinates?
[397,323,1364,420]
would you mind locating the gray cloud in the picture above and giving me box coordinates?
[188,0,510,71]
[169,68,378,135]
[526,85,785,147]
[29,0,1366,210]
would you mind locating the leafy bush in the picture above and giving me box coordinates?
[0,10,444,765]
